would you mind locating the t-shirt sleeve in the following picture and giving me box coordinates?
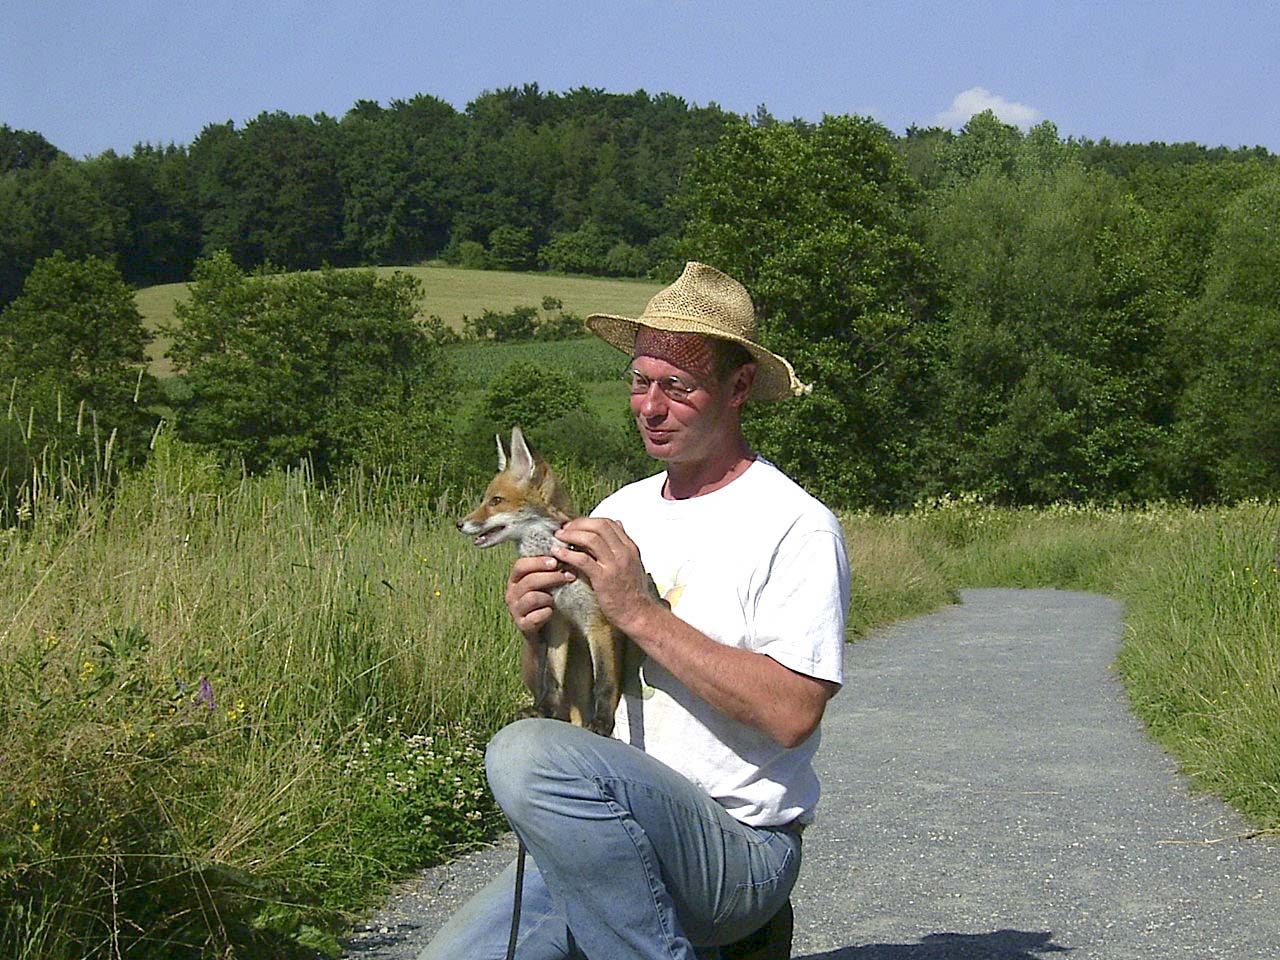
[752,525,849,687]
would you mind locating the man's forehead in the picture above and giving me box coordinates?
[632,328,718,377]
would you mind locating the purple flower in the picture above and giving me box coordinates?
[197,676,215,711]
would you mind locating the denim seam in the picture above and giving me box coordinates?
[589,774,685,960]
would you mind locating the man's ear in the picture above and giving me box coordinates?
[728,362,757,408]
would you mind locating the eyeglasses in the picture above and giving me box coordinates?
[625,367,702,402]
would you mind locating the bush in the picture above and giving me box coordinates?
[0,252,162,476]
[469,305,538,342]
[486,224,536,271]
[538,222,616,275]
[442,237,488,270]
[168,254,455,482]
[605,241,651,277]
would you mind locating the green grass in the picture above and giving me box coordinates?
[3,444,1276,957]
[136,265,662,379]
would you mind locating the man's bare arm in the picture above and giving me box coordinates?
[552,517,836,748]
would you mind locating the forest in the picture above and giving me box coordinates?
[2,82,1279,507]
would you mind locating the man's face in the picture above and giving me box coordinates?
[628,329,753,465]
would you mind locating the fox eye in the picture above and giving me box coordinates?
[488,495,503,506]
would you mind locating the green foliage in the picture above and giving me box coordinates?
[0,252,161,489]
[539,220,618,275]
[1171,175,1280,499]
[0,158,122,305]
[680,114,938,507]
[469,304,538,342]
[168,253,454,480]
[486,224,537,271]
[188,113,347,270]
[921,163,1177,502]
[0,125,62,173]
[473,360,588,435]
[445,238,489,269]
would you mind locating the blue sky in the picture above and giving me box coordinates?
[4,0,1278,158]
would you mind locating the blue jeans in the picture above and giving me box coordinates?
[418,718,802,960]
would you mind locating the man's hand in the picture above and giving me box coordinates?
[551,517,661,636]
[505,555,575,639]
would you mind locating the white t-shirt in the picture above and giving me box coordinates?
[591,458,849,827]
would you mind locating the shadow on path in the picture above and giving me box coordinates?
[799,928,1069,959]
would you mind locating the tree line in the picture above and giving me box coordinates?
[2,86,1278,508]
[0,85,735,304]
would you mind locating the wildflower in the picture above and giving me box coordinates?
[433,590,442,598]
[31,822,40,833]
[197,676,215,711]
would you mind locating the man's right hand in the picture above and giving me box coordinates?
[504,555,574,638]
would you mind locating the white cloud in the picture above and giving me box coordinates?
[933,87,1041,130]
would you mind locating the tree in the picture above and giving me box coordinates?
[168,253,453,478]
[337,94,463,263]
[921,163,1176,502]
[0,252,160,473]
[679,115,938,507]
[189,113,346,270]
[0,125,62,173]
[1171,175,1280,499]
[0,158,121,305]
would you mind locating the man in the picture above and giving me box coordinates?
[421,262,849,959]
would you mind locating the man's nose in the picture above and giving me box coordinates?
[637,382,667,417]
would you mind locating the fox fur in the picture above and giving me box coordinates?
[457,426,639,736]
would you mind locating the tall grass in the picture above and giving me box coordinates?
[3,449,1275,957]
[1,437,520,958]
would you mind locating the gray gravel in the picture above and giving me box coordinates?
[343,588,1278,959]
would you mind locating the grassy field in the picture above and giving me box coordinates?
[3,443,1277,958]
[9,267,1280,955]
[136,265,663,378]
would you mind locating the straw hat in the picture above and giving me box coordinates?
[587,261,810,401]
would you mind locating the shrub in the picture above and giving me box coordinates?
[470,305,538,342]
[168,254,454,482]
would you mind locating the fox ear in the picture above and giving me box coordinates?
[508,426,536,481]
[495,434,507,472]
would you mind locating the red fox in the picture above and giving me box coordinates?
[457,426,639,736]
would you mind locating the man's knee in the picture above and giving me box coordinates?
[485,717,571,815]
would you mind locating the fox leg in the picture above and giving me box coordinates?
[583,614,622,737]
[538,616,571,722]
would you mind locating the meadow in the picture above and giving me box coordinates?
[3,445,1276,958]
[3,267,1275,957]
[135,265,662,378]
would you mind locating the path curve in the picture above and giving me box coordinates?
[343,589,1277,959]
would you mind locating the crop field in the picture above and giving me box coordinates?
[135,265,662,378]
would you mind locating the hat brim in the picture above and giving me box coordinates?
[587,312,809,401]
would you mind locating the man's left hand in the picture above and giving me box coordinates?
[552,518,660,635]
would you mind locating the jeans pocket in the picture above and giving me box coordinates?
[711,831,800,943]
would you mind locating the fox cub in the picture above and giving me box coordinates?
[458,426,640,736]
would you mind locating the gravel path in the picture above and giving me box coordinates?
[343,588,1277,959]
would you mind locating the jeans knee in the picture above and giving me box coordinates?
[485,718,557,813]
[486,718,604,828]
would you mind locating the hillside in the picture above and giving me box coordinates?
[136,265,663,377]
